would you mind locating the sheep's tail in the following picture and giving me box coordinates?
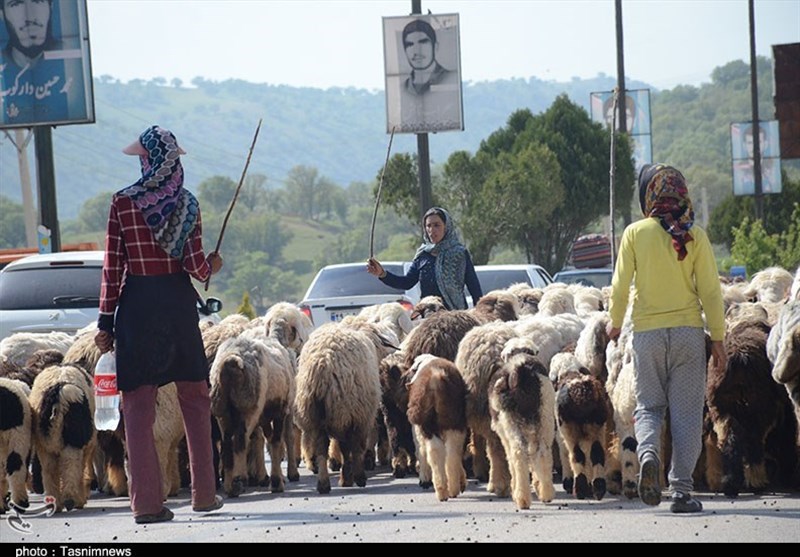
[38,383,94,449]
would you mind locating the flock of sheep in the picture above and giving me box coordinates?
[1,264,799,515]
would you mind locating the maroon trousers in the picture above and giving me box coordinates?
[121,380,216,517]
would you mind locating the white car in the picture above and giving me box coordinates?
[0,250,222,342]
[474,264,553,292]
[298,261,420,329]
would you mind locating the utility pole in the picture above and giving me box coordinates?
[610,0,627,266]
[748,0,763,221]
[4,129,37,247]
[34,126,61,253]
[411,0,433,222]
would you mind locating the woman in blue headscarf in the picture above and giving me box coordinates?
[367,206,482,310]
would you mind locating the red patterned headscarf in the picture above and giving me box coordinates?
[638,164,694,261]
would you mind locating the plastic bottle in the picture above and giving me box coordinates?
[93,351,120,431]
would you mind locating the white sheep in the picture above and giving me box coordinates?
[295,319,389,494]
[743,266,794,303]
[0,377,32,514]
[536,286,576,317]
[358,301,415,343]
[29,363,96,512]
[0,331,74,367]
[489,337,556,509]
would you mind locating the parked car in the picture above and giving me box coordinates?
[552,267,613,288]
[298,261,420,329]
[0,250,222,342]
[468,264,553,306]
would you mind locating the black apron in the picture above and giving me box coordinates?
[114,272,208,392]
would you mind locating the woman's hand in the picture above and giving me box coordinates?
[94,330,114,354]
[366,257,386,278]
[208,251,224,275]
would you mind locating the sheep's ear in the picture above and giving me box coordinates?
[379,335,400,351]
[410,310,422,320]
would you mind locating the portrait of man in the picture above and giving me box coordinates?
[383,14,463,134]
[590,89,651,137]
[730,120,782,196]
[0,0,94,127]
[602,94,636,132]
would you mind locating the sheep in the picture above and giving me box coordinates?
[358,302,415,343]
[407,354,468,501]
[552,352,612,501]
[489,337,556,509]
[210,329,297,497]
[791,265,800,301]
[508,285,544,316]
[295,319,389,494]
[471,290,520,323]
[743,266,794,304]
[202,313,252,368]
[264,301,314,355]
[29,363,96,512]
[401,309,483,369]
[573,311,612,383]
[514,312,585,370]
[702,315,797,497]
[0,377,32,514]
[537,286,576,317]
[0,331,74,367]
[410,296,447,320]
[454,320,519,494]
[378,351,417,478]
[569,284,606,318]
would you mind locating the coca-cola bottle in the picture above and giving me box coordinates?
[94,351,120,431]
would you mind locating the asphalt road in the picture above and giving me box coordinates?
[2,462,800,545]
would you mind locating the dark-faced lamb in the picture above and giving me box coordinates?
[407,354,468,501]
[379,351,417,478]
[489,337,556,509]
[29,363,96,512]
[0,377,32,514]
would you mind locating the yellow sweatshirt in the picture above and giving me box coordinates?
[608,218,725,342]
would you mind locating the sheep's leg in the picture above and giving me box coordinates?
[102,431,128,496]
[311,431,331,494]
[167,439,182,497]
[283,416,300,482]
[531,436,555,504]
[556,429,574,494]
[618,424,639,499]
[268,417,286,493]
[509,434,533,510]
[0,469,8,513]
[486,431,511,498]
[604,432,623,495]
[428,436,448,501]
[247,427,268,487]
[445,430,467,498]
[414,426,432,489]
[6,447,29,511]
[77,441,96,509]
[328,438,343,472]
[718,418,745,498]
[588,436,607,500]
[570,439,591,500]
[59,447,85,512]
[469,431,490,483]
[377,416,390,467]
[39,451,62,511]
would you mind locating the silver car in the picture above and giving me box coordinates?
[298,261,420,329]
[0,250,222,341]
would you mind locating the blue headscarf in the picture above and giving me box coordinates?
[414,207,468,310]
[118,126,199,260]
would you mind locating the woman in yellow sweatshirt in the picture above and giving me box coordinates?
[607,164,727,514]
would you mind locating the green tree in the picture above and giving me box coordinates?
[198,176,237,213]
[284,165,337,221]
[0,195,26,248]
[729,217,780,275]
[76,191,115,233]
[226,252,302,308]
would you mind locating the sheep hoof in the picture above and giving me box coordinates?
[355,473,367,488]
[419,479,433,490]
[287,471,300,482]
[623,481,638,499]
[592,478,607,500]
[328,459,341,472]
[562,476,574,494]
[229,477,245,497]
[63,499,75,512]
[270,477,285,493]
[15,498,29,509]
[574,474,591,499]
[317,478,331,494]
[393,466,407,479]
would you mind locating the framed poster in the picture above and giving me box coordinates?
[730,120,782,196]
[383,13,463,134]
[590,88,652,173]
[0,0,95,128]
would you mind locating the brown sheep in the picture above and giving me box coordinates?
[407,354,468,502]
[379,351,417,478]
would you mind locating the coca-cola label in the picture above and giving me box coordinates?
[94,374,118,396]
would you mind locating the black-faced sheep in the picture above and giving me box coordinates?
[0,377,32,514]
[295,320,390,494]
[489,338,556,509]
[29,363,96,512]
[210,329,297,497]
[552,352,612,501]
[407,354,468,501]
[703,315,797,497]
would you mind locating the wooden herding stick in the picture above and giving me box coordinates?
[369,126,397,260]
[205,118,263,291]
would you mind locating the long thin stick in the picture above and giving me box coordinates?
[369,126,396,259]
[608,89,618,270]
[205,118,263,291]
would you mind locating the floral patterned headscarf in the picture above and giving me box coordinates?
[638,163,694,261]
[118,126,199,259]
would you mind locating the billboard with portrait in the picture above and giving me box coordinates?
[0,0,95,129]
[590,89,652,174]
[730,120,782,196]
[383,13,463,134]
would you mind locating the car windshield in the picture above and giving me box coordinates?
[0,266,102,310]
[306,264,408,298]
[555,271,612,288]
[476,269,541,292]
